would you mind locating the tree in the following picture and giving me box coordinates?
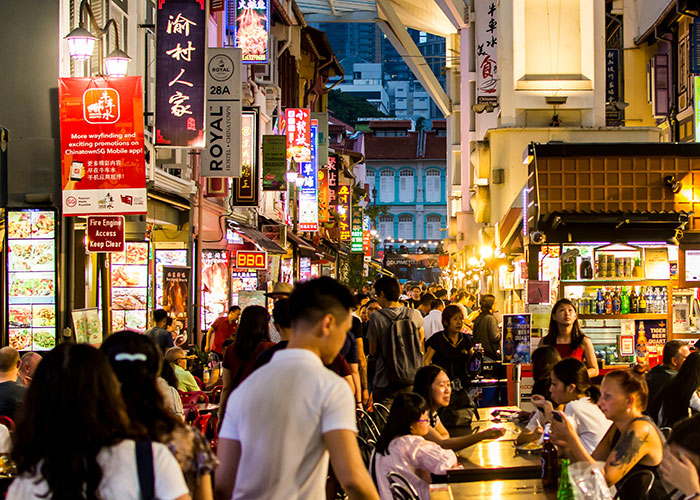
[328,89,387,125]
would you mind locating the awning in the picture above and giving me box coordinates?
[497,207,524,252]
[233,226,286,254]
[321,238,348,257]
[368,259,394,277]
[286,231,316,251]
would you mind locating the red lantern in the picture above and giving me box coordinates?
[438,254,450,268]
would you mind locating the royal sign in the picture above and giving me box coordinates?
[235,250,267,269]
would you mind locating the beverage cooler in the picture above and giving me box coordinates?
[5,209,58,352]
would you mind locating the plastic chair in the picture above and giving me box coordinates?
[0,416,15,433]
[208,385,223,404]
[179,391,209,406]
[193,375,205,391]
[387,472,419,500]
[614,469,654,500]
[182,404,200,424]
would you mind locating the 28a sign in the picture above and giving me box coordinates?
[235,250,267,269]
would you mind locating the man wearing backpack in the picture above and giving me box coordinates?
[368,277,424,407]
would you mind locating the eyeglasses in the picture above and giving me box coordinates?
[416,418,430,423]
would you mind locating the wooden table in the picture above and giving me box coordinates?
[430,478,556,499]
[196,403,220,413]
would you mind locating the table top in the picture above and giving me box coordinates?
[196,403,220,412]
[430,479,556,499]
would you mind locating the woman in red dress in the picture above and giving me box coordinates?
[540,299,599,378]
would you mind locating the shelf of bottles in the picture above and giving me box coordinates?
[563,284,668,317]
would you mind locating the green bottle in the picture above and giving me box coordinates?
[556,458,575,500]
[620,287,630,314]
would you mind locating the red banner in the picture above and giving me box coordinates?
[59,77,146,216]
[285,108,310,163]
[318,167,329,223]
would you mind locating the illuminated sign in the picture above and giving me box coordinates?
[695,77,700,142]
[327,154,338,207]
[232,109,259,206]
[235,250,267,269]
[155,0,206,147]
[337,184,351,241]
[351,207,363,253]
[285,108,310,164]
[299,120,319,232]
[318,167,329,222]
[233,0,270,64]
[363,215,371,257]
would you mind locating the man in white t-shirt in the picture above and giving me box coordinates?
[422,299,445,341]
[215,277,380,500]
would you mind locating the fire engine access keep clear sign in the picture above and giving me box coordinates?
[200,48,243,177]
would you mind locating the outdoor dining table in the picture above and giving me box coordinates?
[430,478,556,499]
[196,403,220,413]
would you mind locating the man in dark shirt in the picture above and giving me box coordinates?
[0,347,27,421]
[145,309,173,352]
[646,340,690,407]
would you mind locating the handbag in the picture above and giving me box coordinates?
[437,378,477,427]
[135,441,157,500]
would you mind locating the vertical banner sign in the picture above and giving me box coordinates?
[156,0,206,147]
[691,18,700,74]
[351,207,363,253]
[58,77,147,215]
[475,1,498,106]
[695,77,700,142]
[337,184,351,241]
[162,266,191,329]
[606,49,619,103]
[327,154,339,208]
[232,109,259,206]
[318,167,330,222]
[234,0,270,64]
[285,108,311,164]
[363,215,371,257]
[502,313,531,364]
[310,112,329,166]
[262,135,286,190]
[201,48,242,177]
[298,121,319,231]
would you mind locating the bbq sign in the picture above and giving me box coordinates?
[155,0,206,147]
[235,250,267,269]
[233,0,270,64]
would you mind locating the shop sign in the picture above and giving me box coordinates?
[327,154,339,207]
[695,77,700,142]
[231,109,259,206]
[634,319,666,364]
[235,250,267,269]
[691,19,700,74]
[363,215,371,257]
[502,313,531,364]
[605,49,620,120]
[644,247,669,280]
[201,48,242,177]
[262,135,286,190]
[337,184,351,241]
[232,0,270,64]
[86,215,125,253]
[162,266,191,329]
[155,0,206,147]
[526,280,550,304]
[231,271,257,279]
[58,77,147,216]
[351,207,363,253]
[298,121,319,232]
[285,108,310,164]
[310,112,328,165]
[201,249,230,329]
[318,167,329,222]
[475,0,498,106]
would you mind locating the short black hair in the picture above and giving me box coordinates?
[272,298,292,329]
[663,340,687,365]
[290,277,354,328]
[355,293,369,306]
[479,294,496,312]
[153,309,168,324]
[419,293,436,307]
[374,276,401,302]
[374,392,428,455]
[229,305,241,313]
[435,289,448,299]
[430,299,443,310]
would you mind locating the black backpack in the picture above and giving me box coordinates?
[377,309,423,386]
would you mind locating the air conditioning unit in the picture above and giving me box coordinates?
[255,42,278,86]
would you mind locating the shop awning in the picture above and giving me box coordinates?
[321,238,348,257]
[233,226,286,254]
[368,259,394,277]
[538,210,692,244]
[286,231,316,251]
[497,207,524,253]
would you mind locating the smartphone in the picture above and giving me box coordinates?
[552,411,563,422]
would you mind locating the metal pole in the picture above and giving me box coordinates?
[98,253,111,335]
[194,152,203,348]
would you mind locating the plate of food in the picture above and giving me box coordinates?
[8,306,32,328]
[515,441,543,453]
[32,305,56,327]
[9,329,31,351]
[31,212,55,238]
[32,329,56,351]
[7,212,31,239]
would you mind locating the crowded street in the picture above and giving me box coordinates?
[3,0,700,498]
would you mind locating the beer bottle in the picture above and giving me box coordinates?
[541,423,559,489]
[556,458,575,500]
[630,288,638,313]
[604,288,613,315]
[639,287,647,313]
[620,287,630,314]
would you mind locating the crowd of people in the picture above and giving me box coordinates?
[2,276,700,500]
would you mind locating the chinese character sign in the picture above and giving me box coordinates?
[298,121,319,232]
[233,0,270,63]
[318,167,329,222]
[162,266,192,329]
[337,184,351,241]
[475,1,498,106]
[363,215,371,257]
[285,108,311,164]
[232,109,259,206]
[156,0,206,147]
[327,154,339,207]
[58,77,147,216]
[351,207,363,253]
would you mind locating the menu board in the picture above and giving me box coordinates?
[231,270,258,306]
[155,250,188,309]
[110,242,149,332]
[72,308,103,345]
[6,210,57,352]
[201,250,230,329]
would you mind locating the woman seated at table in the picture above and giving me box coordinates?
[516,345,560,446]
[371,393,458,500]
[647,351,700,429]
[539,299,599,378]
[413,365,504,450]
[529,358,610,453]
[551,369,668,499]
[660,414,700,499]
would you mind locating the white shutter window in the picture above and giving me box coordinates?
[425,215,442,239]
[366,170,375,202]
[425,169,441,202]
[399,169,414,202]
[398,214,413,240]
[378,215,394,240]
[379,170,394,203]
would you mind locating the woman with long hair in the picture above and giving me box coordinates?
[219,305,274,419]
[659,414,700,498]
[647,351,700,428]
[101,332,217,500]
[8,343,189,500]
[530,358,610,452]
[413,365,504,449]
[371,393,458,500]
[540,298,599,378]
[551,369,667,499]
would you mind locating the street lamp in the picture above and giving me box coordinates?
[65,0,131,77]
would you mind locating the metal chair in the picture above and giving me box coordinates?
[373,402,390,430]
[357,408,381,443]
[659,427,672,440]
[387,472,419,500]
[356,435,375,467]
[613,469,654,500]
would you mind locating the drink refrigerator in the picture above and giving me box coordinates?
[5,209,58,351]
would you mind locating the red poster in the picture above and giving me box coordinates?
[59,77,147,216]
[318,167,329,223]
[285,108,310,163]
[337,184,351,241]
